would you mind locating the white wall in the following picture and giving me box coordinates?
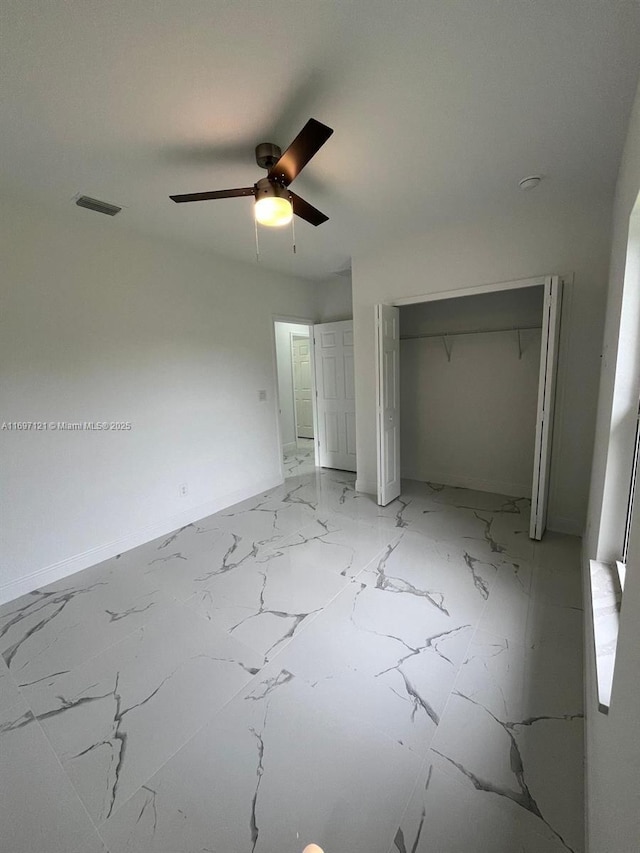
[315,275,353,322]
[583,77,640,853]
[274,322,310,451]
[589,211,640,560]
[399,288,543,496]
[352,198,612,533]
[0,197,318,604]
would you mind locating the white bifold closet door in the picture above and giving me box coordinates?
[313,320,357,472]
[375,304,401,505]
[530,275,563,540]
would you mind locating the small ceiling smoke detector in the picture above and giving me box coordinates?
[518,175,542,191]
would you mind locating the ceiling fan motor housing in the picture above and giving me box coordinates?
[255,176,290,200]
[255,142,282,170]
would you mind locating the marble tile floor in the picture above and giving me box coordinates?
[283,437,316,477]
[0,469,584,853]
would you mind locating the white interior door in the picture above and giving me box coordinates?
[376,304,401,505]
[314,320,356,472]
[530,275,563,539]
[292,334,314,439]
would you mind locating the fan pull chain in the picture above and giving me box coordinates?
[254,214,260,263]
[291,198,297,255]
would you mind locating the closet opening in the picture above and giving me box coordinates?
[375,276,563,539]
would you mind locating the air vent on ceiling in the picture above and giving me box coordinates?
[75,195,122,216]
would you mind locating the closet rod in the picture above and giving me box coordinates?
[400,324,542,341]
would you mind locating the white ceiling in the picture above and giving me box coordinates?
[2,0,639,280]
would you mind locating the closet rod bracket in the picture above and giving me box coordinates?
[442,335,452,362]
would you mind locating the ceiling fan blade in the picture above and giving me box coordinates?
[268,118,333,186]
[290,191,329,226]
[170,187,255,203]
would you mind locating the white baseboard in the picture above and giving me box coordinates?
[282,441,297,454]
[401,469,530,499]
[0,475,283,607]
[355,477,377,495]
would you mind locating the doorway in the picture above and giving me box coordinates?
[274,320,317,478]
[273,317,357,479]
[292,334,314,440]
[375,275,563,539]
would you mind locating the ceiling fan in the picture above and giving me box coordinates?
[170,118,333,227]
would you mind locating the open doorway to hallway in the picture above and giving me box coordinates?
[274,320,317,478]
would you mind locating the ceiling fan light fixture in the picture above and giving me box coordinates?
[254,178,293,227]
[255,195,293,227]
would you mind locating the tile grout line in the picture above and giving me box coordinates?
[29,709,109,849]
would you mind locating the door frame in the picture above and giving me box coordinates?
[271,315,319,479]
[530,276,563,538]
[376,304,401,505]
[392,275,550,306]
[376,274,569,536]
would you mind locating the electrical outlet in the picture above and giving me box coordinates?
[179,483,188,497]
[258,389,267,402]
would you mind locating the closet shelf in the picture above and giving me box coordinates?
[400,325,542,362]
[400,324,542,341]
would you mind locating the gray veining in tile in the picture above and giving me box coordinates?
[268,512,401,579]
[283,437,316,477]
[100,670,422,853]
[266,580,474,752]
[358,529,503,623]
[0,654,26,715]
[24,603,263,825]
[430,690,584,852]
[0,564,175,690]
[390,756,574,853]
[0,699,98,853]
[183,548,349,661]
